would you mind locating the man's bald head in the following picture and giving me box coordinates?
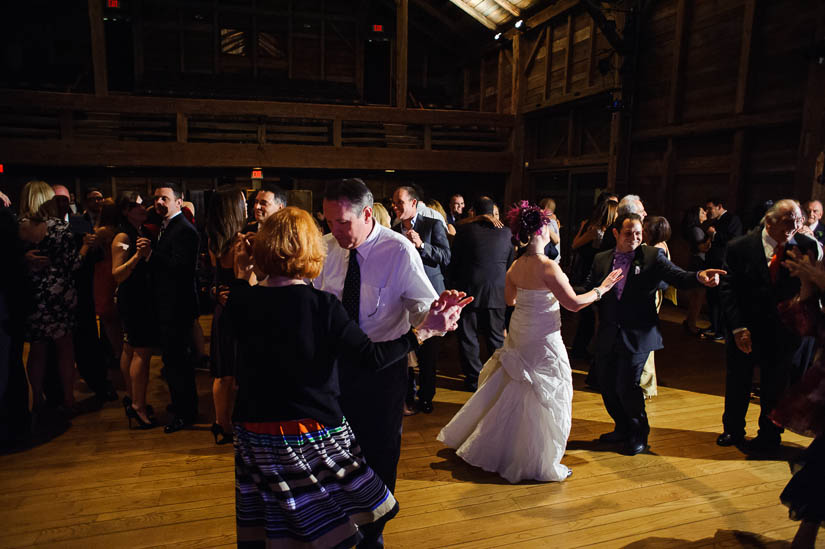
[51,184,71,218]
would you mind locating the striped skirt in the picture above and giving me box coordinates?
[234,418,398,548]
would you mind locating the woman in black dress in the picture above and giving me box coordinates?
[226,207,470,548]
[204,187,248,444]
[111,192,157,429]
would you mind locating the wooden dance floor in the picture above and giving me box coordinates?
[0,306,816,548]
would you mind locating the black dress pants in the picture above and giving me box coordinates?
[407,338,440,403]
[457,307,506,384]
[340,357,407,548]
[160,317,198,422]
[723,335,793,442]
[596,341,649,444]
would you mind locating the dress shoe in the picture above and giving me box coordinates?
[624,440,649,455]
[463,380,478,392]
[164,417,190,434]
[419,400,434,414]
[403,402,418,416]
[716,432,745,447]
[598,430,629,443]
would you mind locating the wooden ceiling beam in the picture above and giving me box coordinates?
[502,0,578,40]
[490,0,520,18]
[0,139,513,173]
[410,0,463,35]
[449,0,498,30]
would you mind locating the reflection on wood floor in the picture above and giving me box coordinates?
[0,307,814,548]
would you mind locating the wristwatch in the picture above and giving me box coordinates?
[593,287,602,300]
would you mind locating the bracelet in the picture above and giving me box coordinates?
[593,287,602,301]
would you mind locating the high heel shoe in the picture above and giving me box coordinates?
[210,423,232,445]
[122,396,154,417]
[126,406,158,430]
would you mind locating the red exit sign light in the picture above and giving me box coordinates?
[251,169,263,179]
[372,24,383,32]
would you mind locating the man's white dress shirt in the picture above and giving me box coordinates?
[315,222,438,342]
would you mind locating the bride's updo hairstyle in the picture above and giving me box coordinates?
[506,200,552,247]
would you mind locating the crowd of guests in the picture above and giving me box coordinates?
[0,178,823,547]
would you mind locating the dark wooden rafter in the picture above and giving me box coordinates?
[511,32,523,114]
[497,47,506,113]
[87,0,108,97]
[450,0,498,30]
[410,0,463,35]
[586,16,596,87]
[633,110,800,141]
[502,0,578,40]
[543,23,552,101]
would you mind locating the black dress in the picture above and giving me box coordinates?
[209,263,237,378]
[115,224,158,347]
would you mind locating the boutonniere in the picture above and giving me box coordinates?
[632,257,643,275]
[816,230,824,240]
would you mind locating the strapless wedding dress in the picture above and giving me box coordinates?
[438,288,572,483]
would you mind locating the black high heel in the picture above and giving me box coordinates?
[210,423,232,445]
[122,396,153,417]
[126,406,158,430]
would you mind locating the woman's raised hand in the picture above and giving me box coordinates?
[599,268,624,293]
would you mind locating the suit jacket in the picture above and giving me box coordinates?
[706,211,743,268]
[393,215,450,294]
[149,214,200,325]
[449,220,514,308]
[585,245,699,354]
[719,229,818,347]
[810,221,825,246]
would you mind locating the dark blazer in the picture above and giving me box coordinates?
[149,214,200,324]
[706,211,743,268]
[449,220,514,308]
[719,229,819,343]
[394,215,450,294]
[585,245,700,354]
[810,221,825,246]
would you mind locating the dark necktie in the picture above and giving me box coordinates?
[342,249,360,323]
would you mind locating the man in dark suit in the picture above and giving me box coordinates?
[801,200,825,246]
[450,196,514,391]
[446,194,464,227]
[392,185,450,413]
[150,183,201,433]
[585,212,724,455]
[81,188,104,229]
[703,197,744,341]
[717,199,820,451]
[242,184,287,233]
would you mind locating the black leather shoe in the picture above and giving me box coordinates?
[419,400,434,414]
[598,430,628,443]
[463,380,478,392]
[716,432,745,447]
[164,417,190,434]
[624,440,649,455]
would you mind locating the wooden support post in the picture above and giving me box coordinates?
[88,0,108,97]
[424,124,432,150]
[395,0,408,109]
[795,6,825,200]
[511,33,522,115]
[729,0,756,211]
[667,0,689,125]
[355,0,365,101]
[332,119,342,147]
[258,120,267,145]
[563,13,574,96]
[586,17,596,87]
[543,25,552,101]
[176,113,188,143]
[496,48,505,114]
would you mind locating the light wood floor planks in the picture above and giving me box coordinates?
[0,307,820,548]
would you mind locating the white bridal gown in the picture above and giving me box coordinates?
[438,288,572,483]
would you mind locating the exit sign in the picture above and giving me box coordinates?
[251,168,263,179]
[107,0,120,7]
[372,24,383,32]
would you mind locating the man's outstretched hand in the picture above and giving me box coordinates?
[698,268,726,287]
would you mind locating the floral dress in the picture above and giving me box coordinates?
[21,217,82,341]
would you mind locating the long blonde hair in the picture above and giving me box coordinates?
[19,180,56,221]
[372,202,391,228]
